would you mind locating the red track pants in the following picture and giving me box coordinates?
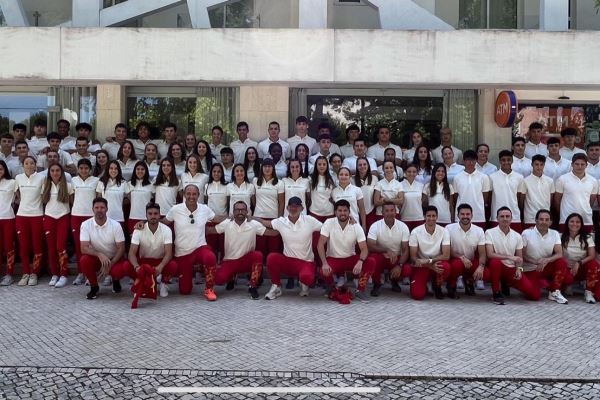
[0,218,15,275]
[408,261,452,300]
[80,255,130,286]
[175,246,217,295]
[488,258,540,300]
[370,253,411,286]
[71,215,90,267]
[562,259,600,300]
[523,258,568,292]
[215,251,263,287]
[266,253,316,287]
[449,257,493,285]
[319,255,376,292]
[123,257,178,282]
[44,215,70,277]
[16,215,43,275]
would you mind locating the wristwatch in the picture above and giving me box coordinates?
[428,258,433,264]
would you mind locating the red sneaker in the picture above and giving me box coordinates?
[204,288,217,301]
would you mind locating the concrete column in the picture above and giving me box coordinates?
[299,0,327,28]
[239,86,289,141]
[540,0,569,31]
[72,0,102,27]
[96,84,126,141]
[478,88,512,165]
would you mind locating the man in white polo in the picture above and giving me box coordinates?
[367,202,410,296]
[341,136,377,175]
[518,155,555,229]
[489,150,524,233]
[230,121,258,164]
[287,116,316,156]
[452,150,491,229]
[367,126,403,166]
[257,121,291,161]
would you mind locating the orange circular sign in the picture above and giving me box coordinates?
[495,91,518,128]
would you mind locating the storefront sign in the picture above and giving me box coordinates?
[495,91,518,128]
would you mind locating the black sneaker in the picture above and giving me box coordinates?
[433,284,444,299]
[390,280,402,293]
[285,278,295,290]
[112,279,122,293]
[370,285,381,297]
[447,286,459,299]
[248,287,259,300]
[465,282,475,296]
[86,285,99,300]
[501,282,511,297]
[493,291,505,305]
[226,280,235,291]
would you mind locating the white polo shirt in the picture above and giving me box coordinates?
[409,224,450,259]
[358,176,378,215]
[489,170,523,222]
[399,179,425,222]
[36,150,74,170]
[226,182,255,216]
[367,218,410,255]
[485,226,523,267]
[71,176,100,217]
[559,146,586,161]
[518,174,555,224]
[96,179,130,222]
[205,182,228,216]
[555,172,599,225]
[27,136,49,156]
[209,143,225,163]
[563,235,594,263]
[446,223,485,260]
[253,177,284,219]
[376,165,403,181]
[453,170,490,223]
[521,227,561,272]
[475,162,497,176]
[445,163,465,185]
[258,138,291,161]
[586,162,600,180]
[72,153,96,169]
[230,138,258,164]
[166,203,215,257]
[524,142,548,159]
[102,142,121,160]
[320,218,366,258]
[544,157,571,181]
[0,179,16,219]
[180,172,209,203]
[375,177,402,215]
[432,145,463,165]
[309,176,334,217]
[154,182,179,216]
[342,156,377,175]
[131,139,157,159]
[367,143,403,162]
[331,183,363,223]
[43,181,74,219]
[80,217,125,259]
[146,161,160,180]
[339,143,354,159]
[15,172,45,217]
[131,222,172,259]
[287,135,317,157]
[215,219,266,260]
[282,177,311,216]
[117,159,137,181]
[512,156,532,177]
[271,215,323,261]
[157,140,176,160]
[424,182,455,224]
[312,143,342,159]
[127,181,156,220]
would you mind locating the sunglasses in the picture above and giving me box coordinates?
[189,214,195,224]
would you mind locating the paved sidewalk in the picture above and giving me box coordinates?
[1,277,599,381]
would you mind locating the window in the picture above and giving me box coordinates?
[458,0,517,29]
[208,0,255,28]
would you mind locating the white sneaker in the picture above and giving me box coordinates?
[456,276,465,290]
[159,282,169,298]
[299,283,310,297]
[72,273,86,285]
[49,275,59,286]
[17,274,29,286]
[101,275,112,286]
[548,289,568,304]
[265,284,282,300]
[27,274,38,286]
[335,275,346,288]
[0,275,13,286]
[475,280,485,290]
[584,290,596,304]
[54,276,68,288]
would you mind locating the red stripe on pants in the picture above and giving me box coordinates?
[214,251,263,287]
[370,253,410,286]
[0,218,15,275]
[524,258,568,292]
[71,215,90,266]
[266,253,315,287]
[488,258,540,300]
[175,246,217,295]
[409,261,451,300]
[562,259,600,300]
[44,215,70,277]
[16,215,43,275]
[123,257,178,282]
[319,255,375,292]
[80,255,130,286]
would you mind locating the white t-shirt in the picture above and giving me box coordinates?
[331,183,364,224]
[559,146,586,161]
[309,176,334,217]
[80,217,125,259]
[102,142,121,160]
[374,177,402,215]
[524,142,548,159]
[445,163,465,185]
[544,157,571,181]
[320,218,366,258]
[485,226,523,267]
[342,156,377,175]
[253,177,284,219]
[518,174,555,224]
[131,222,172,259]
[127,181,156,220]
[36,150,74,170]
[117,159,137,181]
[555,172,599,224]
[446,223,485,260]
[512,156,532,178]
[215,219,266,260]
[521,227,561,272]
[230,138,258,164]
[409,224,450,259]
[367,219,410,256]
[15,172,45,217]
[154,181,179,216]
[258,138,291,161]
[453,170,490,223]
[180,172,209,203]
[424,182,455,224]
[43,181,74,218]
[72,153,96,169]
[157,140,177,160]
[367,143,403,162]
[96,179,130,222]
[489,170,523,222]
[131,139,157,160]
[432,145,463,165]
[0,179,16,219]
[586,162,600,180]
[357,176,378,215]
[226,182,255,216]
[399,179,425,222]
[71,176,100,217]
[475,162,498,176]
[27,136,49,156]
[287,135,317,157]
[205,182,228,216]
[563,235,595,263]
[282,177,311,216]
[165,203,215,257]
[271,215,323,261]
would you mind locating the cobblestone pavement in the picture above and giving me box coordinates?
[1,276,600,398]
[2,367,599,399]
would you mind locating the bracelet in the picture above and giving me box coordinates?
[517,266,524,272]
[359,258,365,262]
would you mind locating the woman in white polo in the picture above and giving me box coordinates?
[0,160,16,286]
[127,161,155,234]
